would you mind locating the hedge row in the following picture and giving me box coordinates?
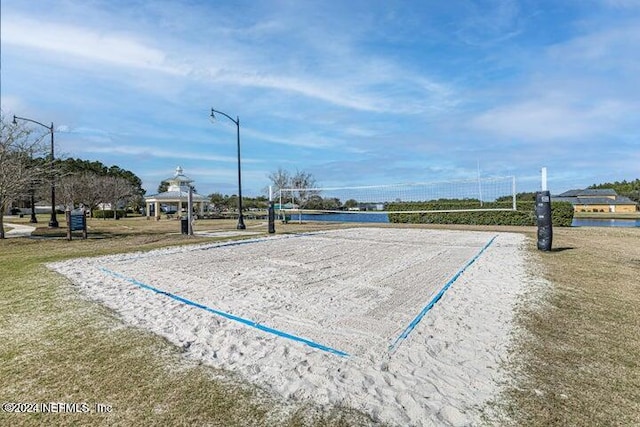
[92,209,127,219]
[387,201,574,227]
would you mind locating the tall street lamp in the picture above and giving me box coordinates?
[13,115,59,228]
[29,188,38,223]
[210,108,246,230]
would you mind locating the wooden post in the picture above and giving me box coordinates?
[82,211,88,239]
[66,210,72,241]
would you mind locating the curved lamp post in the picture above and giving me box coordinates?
[12,115,59,228]
[210,108,246,230]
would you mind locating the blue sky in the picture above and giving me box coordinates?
[2,0,639,197]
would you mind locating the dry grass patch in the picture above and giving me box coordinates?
[493,227,640,426]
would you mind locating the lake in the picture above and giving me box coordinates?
[571,218,640,228]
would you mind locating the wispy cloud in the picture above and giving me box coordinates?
[77,144,262,164]
[471,99,627,141]
[3,17,185,75]
[454,0,524,47]
[470,18,640,143]
[3,5,455,115]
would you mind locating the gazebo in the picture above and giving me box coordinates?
[144,167,209,219]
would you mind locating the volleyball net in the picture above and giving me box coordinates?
[276,176,516,217]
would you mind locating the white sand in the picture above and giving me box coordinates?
[48,227,538,426]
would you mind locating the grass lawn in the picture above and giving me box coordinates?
[574,211,640,220]
[1,216,639,426]
[493,226,640,426]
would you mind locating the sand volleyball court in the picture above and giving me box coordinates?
[49,227,539,426]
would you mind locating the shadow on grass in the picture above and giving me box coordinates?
[550,247,575,252]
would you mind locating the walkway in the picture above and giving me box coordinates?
[3,222,36,238]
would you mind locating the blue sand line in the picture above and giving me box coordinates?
[98,267,350,358]
[387,234,498,354]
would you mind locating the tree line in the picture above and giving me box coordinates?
[1,114,145,236]
[589,179,640,203]
[55,158,145,218]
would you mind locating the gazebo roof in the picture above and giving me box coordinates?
[166,166,193,185]
[144,166,209,202]
[145,191,209,202]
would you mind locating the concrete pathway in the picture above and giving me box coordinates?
[3,222,37,238]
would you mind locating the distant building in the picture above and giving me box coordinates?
[552,189,638,213]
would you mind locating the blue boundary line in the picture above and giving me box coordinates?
[98,267,350,358]
[388,234,498,353]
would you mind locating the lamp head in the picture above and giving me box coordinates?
[210,109,216,120]
[12,115,18,125]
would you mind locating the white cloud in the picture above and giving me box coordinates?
[0,95,27,114]
[208,67,449,114]
[3,17,185,75]
[242,127,337,149]
[547,24,640,69]
[76,144,262,164]
[2,9,455,115]
[471,17,640,143]
[471,99,627,141]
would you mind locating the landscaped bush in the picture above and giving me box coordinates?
[92,209,126,219]
[550,201,575,226]
[387,201,574,227]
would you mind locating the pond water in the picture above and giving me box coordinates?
[571,218,640,228]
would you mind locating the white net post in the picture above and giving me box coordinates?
[512,176,517,211]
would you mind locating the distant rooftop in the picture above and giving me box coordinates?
[144,166,207,200]
[552,188,637,206]
[556,189,618,197]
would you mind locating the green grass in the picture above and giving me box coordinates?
[489,227,640,426]
[574,211,640,219]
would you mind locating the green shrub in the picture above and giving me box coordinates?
[387,201,574,227]
[92,209,126,219]
[550,201,575,227]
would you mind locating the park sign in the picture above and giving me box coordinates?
[65,209,87,240]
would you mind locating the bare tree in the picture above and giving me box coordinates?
[0,114,47,238]
[56,174,77,211]
[267,167,291,196]
[100,175,136,219]
[267,167,319,202]
[57,171,104,214]
[290,169,319,208]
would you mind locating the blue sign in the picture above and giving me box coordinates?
[70,214,85,231]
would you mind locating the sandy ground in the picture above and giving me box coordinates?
[48,227,539,426]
